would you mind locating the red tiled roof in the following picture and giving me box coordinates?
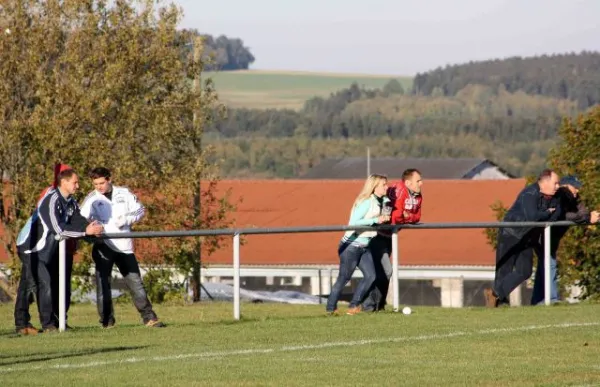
[201,179,526,266]
[0,179,526,266]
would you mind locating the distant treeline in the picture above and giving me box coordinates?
[412,51,600,109]
[207,81,578,178]
[179,29,255,71]
[206,134,555,179]
[211,82,578,143]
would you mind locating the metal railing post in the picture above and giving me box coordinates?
[318,269,322,304]
[544,225,551,306]
[233,233,241,320]
[392,229,399,312]
[58,238,67,332]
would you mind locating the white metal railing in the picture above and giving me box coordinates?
[56,221,582,332]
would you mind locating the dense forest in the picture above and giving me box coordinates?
[179,29,255,71]
[211,83,577,142]
[412,51,600,109]
[207,83,580,178]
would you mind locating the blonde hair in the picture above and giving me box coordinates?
[353,174,387,208]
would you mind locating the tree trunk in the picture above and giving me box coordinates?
[191,37,203,303]
[191,258,201,302]
[192,179,202,302]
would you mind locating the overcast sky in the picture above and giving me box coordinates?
[172,0,600,75]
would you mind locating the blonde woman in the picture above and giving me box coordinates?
[326,174,391,315]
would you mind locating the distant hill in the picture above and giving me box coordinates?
[412,51,600,108]
[205,70,412,110]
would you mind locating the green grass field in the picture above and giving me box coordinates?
[1,302,600,386]
[205,70,413,110]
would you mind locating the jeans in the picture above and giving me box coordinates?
[493,236,534,301]
[14,248,72,330]
[362,236,392,311]
[531,245,559,305]
[326,241,377,312]
[93,243,157,325]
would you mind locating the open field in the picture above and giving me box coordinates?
[205,70,413,110]
[1,302,600,386]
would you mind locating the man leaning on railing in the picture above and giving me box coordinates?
[362,168,423,312]
[484,169,561,308]
[14,169,103,335]
[530,175,600,305]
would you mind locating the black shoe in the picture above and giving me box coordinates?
[100,317,116,329]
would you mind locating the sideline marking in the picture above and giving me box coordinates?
[0,322,596,374]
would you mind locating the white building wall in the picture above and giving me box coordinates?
[467,164,512,180]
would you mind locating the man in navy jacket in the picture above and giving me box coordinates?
[14,168,103,334]
[485,169,561,308]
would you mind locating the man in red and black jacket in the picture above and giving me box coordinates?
[361,168,423,312]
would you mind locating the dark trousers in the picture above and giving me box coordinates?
[14,248,72,330]
[93,243,157,326]
[362,236,393,311]
[14,250,39,330]
[493,235,534,301]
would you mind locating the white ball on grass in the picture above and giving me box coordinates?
[402,306,412,315]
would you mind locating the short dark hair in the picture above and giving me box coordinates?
[89,167,111,180]
[402,168,421,181]
[57,169,76,185]
[537,168,555,181]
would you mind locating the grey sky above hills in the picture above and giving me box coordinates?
[174,0,600,75]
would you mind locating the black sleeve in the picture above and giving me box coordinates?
[522,192,552,222]
[547,203,562,222]
[65,209,90,235]
[39,193,87,238]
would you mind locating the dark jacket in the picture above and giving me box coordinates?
[547,186,590,253]
[501,183,561,242]
[16,189,89,260]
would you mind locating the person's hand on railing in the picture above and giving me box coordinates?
[377,215,391,224]
[86,220,104,236]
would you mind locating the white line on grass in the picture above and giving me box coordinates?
[0,322,597,374]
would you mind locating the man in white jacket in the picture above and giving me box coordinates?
[80,167,164,328]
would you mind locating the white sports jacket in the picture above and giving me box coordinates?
[80,186,145,254]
